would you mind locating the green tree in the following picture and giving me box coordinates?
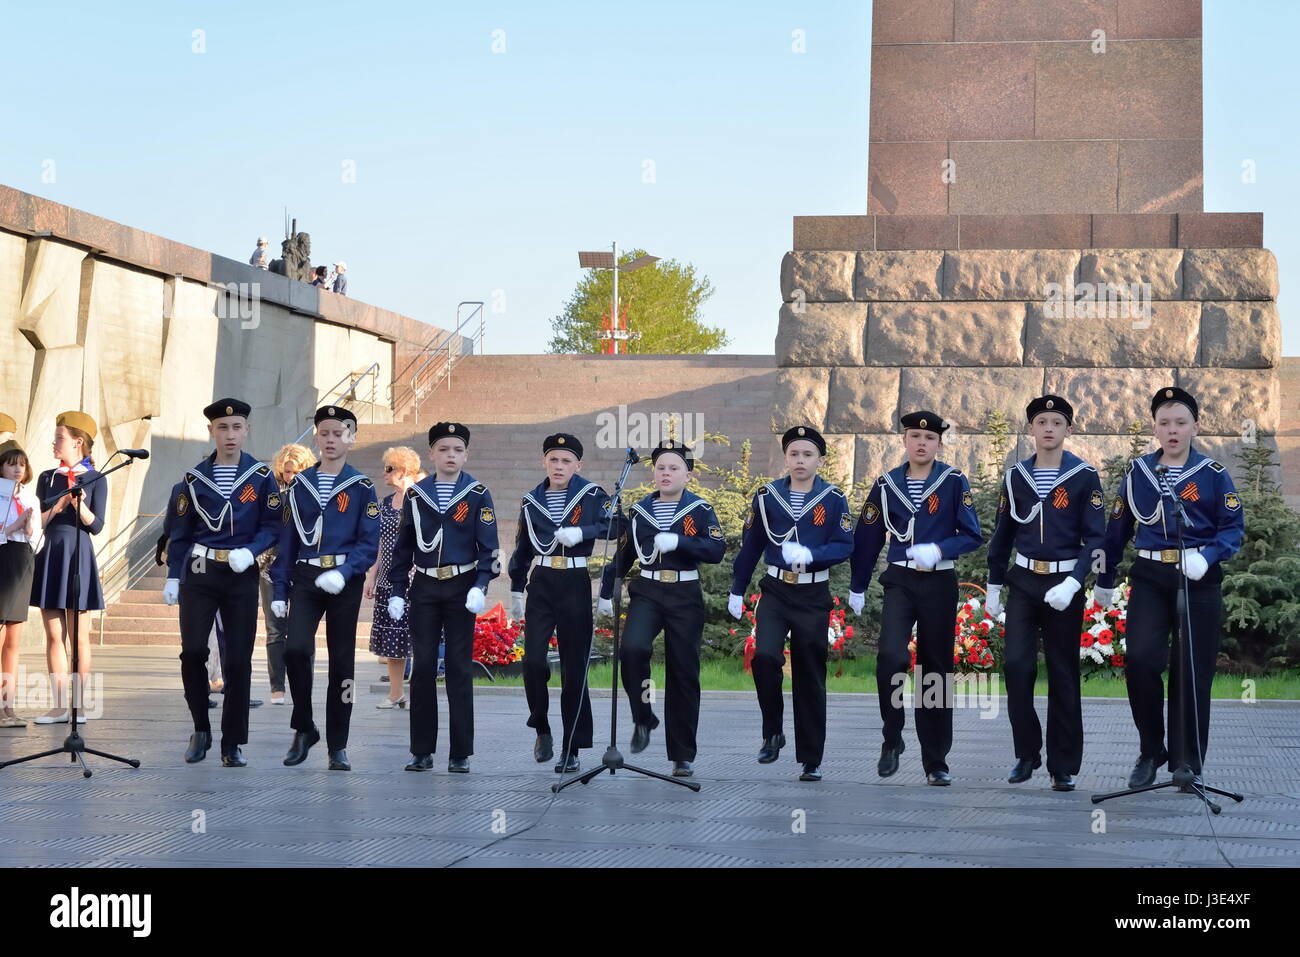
[547,249,727,354]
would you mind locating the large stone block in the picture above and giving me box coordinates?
[868,302,1026,366]
[825,368,900,433]
[821,434,856,490]
[1118,140,1203,214]
[854,251,944,301]
[772,368,829,432]
[948,140,1118,215]
[0,230,33,439]
[868,144,950,217]
[1195,435,1281,486]
[17,238,86,350]
[898,367,1044,433]
[1077,249,1184,301]
[25,346,84,454]
[1024,300,1199,367]
[942,249,1080,300]
[853,434,907,485]
[1042,367,1176,435]
[79,260,165,429]
[1199,302,1280,369]
[1182,249,1278,300]
[1177,368,1279,435]
[1065,433,1153,472]
[780,251,855,302]
[776,303,867,367]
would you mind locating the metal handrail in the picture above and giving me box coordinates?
[293,361,382,445]
[393,301,484,416]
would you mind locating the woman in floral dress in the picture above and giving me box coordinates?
[365,446,421,707]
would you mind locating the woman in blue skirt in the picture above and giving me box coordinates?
[29,411,107,724]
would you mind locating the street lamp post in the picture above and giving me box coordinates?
[578,243,660,354]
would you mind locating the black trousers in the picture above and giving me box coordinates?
[1124,558,1223,773]
[408,570,477,759]
[752,575,832,766]
[619,576,705,762]
[1002,566,1086,776]
[522,565,594,753]
[259,574,288,693]
[178,557,259,752]
[284,563,364,751]
[876,564,957,774]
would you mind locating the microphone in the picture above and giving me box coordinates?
[119,449,150,460]
[625,447,638,466]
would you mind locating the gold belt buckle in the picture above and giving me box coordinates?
[320,555,337,569]
[781,570,798,584]
[436,565,454,580]
[659,569,679,583]
[1032,559,1051,575]
[549,556,568,570]
[214,549,230,563]
[914,563,932,573]
[1160,549,1179,564]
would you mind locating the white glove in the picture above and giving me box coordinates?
[226,547,254,574]
[597,597,613,617]
[555,527,582,547]
[728,594,744,620]
[1182,550,1209,582]
[464,586,485,614]
[388,596,406,620]
[315,570,346,594]
[847,591,865,616]
[781,540,814,569]
[653,532,679,554]
[162,578,180,606]
[984,584,1003,618]
[1044,576,1082,612]
[1092,586,1116,609]
[271,600,288,619]
[510,592,526,621]
[907,543,942,570]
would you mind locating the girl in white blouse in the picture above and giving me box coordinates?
[0,444,42,727]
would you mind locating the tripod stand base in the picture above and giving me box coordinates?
[552,745,701,794]
[1091,765,1243,814]
[0,730,141,779]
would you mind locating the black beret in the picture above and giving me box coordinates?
[900,410,948,434]
[315,405,357,427]
[428,422,470,446]
[203,398,251,421]
[1026,394,1074,425]
[781,425,826,455]
[1151,386,1198,421]
[651,439,694,470]
[543,433,583,459]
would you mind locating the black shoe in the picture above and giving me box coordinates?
[221,747,247,768]
[926,770,952,786]
[554,753,579,773]
[207,697,218,709]
[877,741,904,778]
[380,674,390,682]
[533,733,554,763]
[328,748,351,771]
[1050,772,1076,792]
[184,731,211,763]
[283,727,321,766]
[248,699,263,708]
[448,757,470,774]
[757,733,786,764]
[672,761,694,777]
[1127,751,1167,789]
[630,722,655,754]
[799,763,822,782]
[405,753,433,771]
[1007,755,1041,784]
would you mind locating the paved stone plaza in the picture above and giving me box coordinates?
[0,647,1297,867]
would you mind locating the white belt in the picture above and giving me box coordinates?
[416,562,476,580]
[1015,554,1077,575]
[533,556,588,570]
[300,554,347,569]
[640,569,699,583]
[192,544,242,563]
[1138,546,1202,564]
[767,566,829,584]
[890,559,955,572]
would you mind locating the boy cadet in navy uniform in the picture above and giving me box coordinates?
[849,411,982,785]
[597,440,726,777]
[985,395,1105,792]
[164,398,282,766]
[272,406,380,771]
[508,433,614,774]
[387,422,499,774]
[1098,387,1244,790]
[728,426,853,782]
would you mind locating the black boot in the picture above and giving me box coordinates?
[184,731,211,764]
[283,727,320,766]
[757,733,786,764]
[877,740,904,777]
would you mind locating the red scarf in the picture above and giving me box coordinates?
[56,457,90,491]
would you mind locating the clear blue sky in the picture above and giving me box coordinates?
[0,1,1293,354]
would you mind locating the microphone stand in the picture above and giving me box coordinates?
[1092,464,1240,812]
[0,454,141,777]
[554,448,700,793]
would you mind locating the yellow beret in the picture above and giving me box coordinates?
[0,413,16,434]
[56,411,98,440]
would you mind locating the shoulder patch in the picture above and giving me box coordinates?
[1208,460,1225,473]
[757,485,770,496]
[1224,491,1241,511]
[997,493,1007,515]
[1111,495,1126,518]
[839,512,852,532]
[256,465,270,477]
[862,501,880,525]
[743,505,755,529]
[876,476,886,486]
[1090,489,1103,509]
[366,500,380,519]
[267,491,281,510]
[473,483,486,493]
[709,524,724,541]
[828,486,846,498]
[480,506,496,524]
[962,490,974,508]
[175,492,189,516]
[359,478,374,489]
